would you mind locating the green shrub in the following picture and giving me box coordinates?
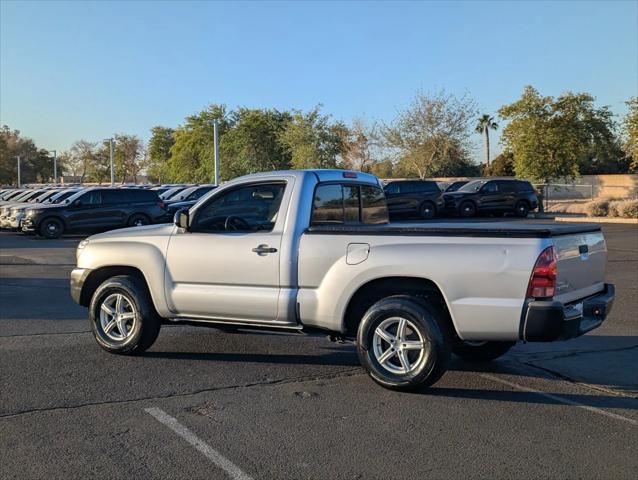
[585,200,609,217]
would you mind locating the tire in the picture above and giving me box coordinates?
[514,201,529,218]
[452,340,515,362]
[128,214,150,227]
[419,201,436,220]
[459,201,476,218]
[39,217,64,239]
[89,275,161,355]
[357,295,451,391]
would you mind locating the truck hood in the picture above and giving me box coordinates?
[89,223,175,242]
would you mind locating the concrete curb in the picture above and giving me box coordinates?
[554,216,638,224]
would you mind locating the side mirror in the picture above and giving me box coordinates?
[73,200,83,207]
[174,209,190,230]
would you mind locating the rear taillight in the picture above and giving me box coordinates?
[526,246,557,299]
[158,201,166,210]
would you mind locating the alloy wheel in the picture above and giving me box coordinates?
[372,317,426,375]
[99,293,138,342]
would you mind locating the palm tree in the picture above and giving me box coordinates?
[475,114,498,168]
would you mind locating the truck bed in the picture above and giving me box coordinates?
[306,221,602,238]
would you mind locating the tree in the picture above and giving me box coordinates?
[623,97,638,172]
[113,134,143,183]
[90,140,113,184]
[498,86,621,182]
[146,126,175,182]
[0,125,51,184]
[383,90,478,178]
[168,104,234,182]
[340,118,382,172]
[69,140,97,183]
[279,106,345,170]
[475,114,498,168]
[486,151,515,176]
[221,108,292,178]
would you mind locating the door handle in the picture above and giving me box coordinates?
[252,244,278,255]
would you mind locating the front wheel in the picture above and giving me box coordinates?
[357,296,451,391]
[89,275,161,354]
[452,340,515,362]
[459,201,476,218]
[39,217,64,239]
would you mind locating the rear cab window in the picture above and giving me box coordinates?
[312,183,388,225]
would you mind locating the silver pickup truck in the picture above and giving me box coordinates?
[71,169,614,390]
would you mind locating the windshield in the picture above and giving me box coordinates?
[457,180,486,192]
[32,190,57,203]
[64,189,91,204]
[13,190,44,202]
[161,187,186,200]
[50,190,79,204]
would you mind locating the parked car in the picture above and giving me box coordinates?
[160,186,190,201]
[22,188,167,239]
[0,189,60,229]
[166,185,216,203]
[442,180,469,192]
[0,189,24,202]
[6,189,81,231]
[443,179,539,218]
[70,169,613,391]
[0,189,34,206]
[383,180,444,219]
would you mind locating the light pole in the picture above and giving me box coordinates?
[16,155,21,187]
[212,120,220,185]
[104,138,115,186]
[46,150,57,184]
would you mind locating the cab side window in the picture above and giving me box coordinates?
[192,183,285,233]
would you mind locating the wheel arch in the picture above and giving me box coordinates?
[79,265,151,308]
[342,276,459,338]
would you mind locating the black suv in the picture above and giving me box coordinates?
[383,180,444,219]
[443,179,538,218]
[22,188,166,239]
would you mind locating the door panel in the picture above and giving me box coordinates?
[164,180,291,323]
[165,230,282,320]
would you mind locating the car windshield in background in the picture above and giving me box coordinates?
[32,191,57,202]
[50,190,79,204]
[458,180,486,192]
[64,189,91,204]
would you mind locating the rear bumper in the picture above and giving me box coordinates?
[521,283,615,342]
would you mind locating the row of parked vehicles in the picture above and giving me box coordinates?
[0,177,539,239]
[0,184,216,238]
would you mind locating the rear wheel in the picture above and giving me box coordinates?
[357,296,451,391]
[128,214,150,227]
[459,201,476,218]
[419,201,436,220]
[89,275,161,354]
[39,217,64,239]
[514,201,529,218]
[452,340,515,362]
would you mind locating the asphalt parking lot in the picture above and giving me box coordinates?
[1,222,637,480]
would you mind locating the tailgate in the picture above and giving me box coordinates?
[553,230,607,303]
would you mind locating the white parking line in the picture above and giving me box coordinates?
[480,374,638,426]
[144,407,254,480]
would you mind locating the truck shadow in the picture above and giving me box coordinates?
[143,334,637,410]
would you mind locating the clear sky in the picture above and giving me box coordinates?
[1,0,637,158]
